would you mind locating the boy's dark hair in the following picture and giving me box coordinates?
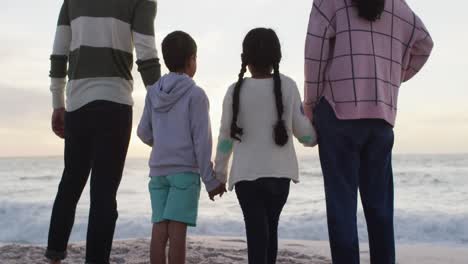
[231,28,288,147]
[353,0,386,22]
[162,31,197,72]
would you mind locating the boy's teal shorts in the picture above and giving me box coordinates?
[148,172,201,227]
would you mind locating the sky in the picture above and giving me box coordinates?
[0,0,467,157]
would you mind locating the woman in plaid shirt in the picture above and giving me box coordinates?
[304,0,433,263]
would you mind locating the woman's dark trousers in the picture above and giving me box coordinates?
[315,100,395,264]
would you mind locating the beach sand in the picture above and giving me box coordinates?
[1,236,467,264]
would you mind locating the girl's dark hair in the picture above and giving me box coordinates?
[162,31,197,72]
[231,28,289,147]
[353,0,386,21]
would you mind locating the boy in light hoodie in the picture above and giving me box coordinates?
[137,31,226,264]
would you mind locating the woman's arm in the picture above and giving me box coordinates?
[304,0,336,121]
[402,18,434,82]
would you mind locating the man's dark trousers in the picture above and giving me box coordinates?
[46,100,132,263]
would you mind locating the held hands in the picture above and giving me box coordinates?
[51,108,65,139]
[208,183,227,201]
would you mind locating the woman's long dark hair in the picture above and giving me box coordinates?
[231,28,288,146]
[353,0,386,21]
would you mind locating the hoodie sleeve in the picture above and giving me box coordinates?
[137,93,154,146]
[190,89,222,192]
[213,85,234,184]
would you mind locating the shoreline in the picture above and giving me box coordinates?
[1,236,468,264]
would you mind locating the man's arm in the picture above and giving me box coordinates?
[133,0,161,87]
[50,1,71,138]
[50,1,71,109]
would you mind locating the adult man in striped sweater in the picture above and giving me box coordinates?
[45,1,161,263]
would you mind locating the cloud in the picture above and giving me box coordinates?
[0,85,51,126]
[1,0,467,155]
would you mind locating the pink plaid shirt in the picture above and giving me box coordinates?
[304,0,434,126]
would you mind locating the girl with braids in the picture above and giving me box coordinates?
[213,28,317,264]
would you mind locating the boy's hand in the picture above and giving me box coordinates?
[52,108,65,139]
[209,184,227,201]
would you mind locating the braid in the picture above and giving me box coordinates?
[233,28,288,146]
[231,61,247,141]
[272,63,288,146]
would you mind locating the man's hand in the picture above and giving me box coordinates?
[52,108,65,139]
[208,183,227,201]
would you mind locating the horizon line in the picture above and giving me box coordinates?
[1,152,468,159]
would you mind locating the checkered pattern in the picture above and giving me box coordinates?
[304,0,433,125]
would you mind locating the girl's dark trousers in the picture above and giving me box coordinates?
[235,177,291,264]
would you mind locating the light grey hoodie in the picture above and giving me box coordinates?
[137,73,221,192]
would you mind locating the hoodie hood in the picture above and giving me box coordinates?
[148,73,196,112]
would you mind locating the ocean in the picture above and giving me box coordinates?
[0,154,467,246]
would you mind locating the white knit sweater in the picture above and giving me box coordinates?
[214,74,317,190]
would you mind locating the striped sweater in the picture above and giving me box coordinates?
[50,0,161,110]
[304,0,434,126]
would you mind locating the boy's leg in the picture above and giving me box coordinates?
[314,100,363,264]
[85,102,132,263]
[167,221,187,264]
[235,180,269,264]
[163,173,201,264]
[263,178,290,264]
[46,109,93,262]
[359,121,395,264]
[151,221,169,264]
[149,177,170,264]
